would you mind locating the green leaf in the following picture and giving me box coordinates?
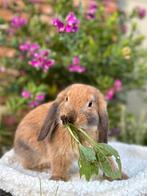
[79,146,99,181]
[79,145,96,162]
[95,143,122,179]
[66,124,122,181]
[98,143,120,157]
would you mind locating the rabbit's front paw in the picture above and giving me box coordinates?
[50,175,69,181]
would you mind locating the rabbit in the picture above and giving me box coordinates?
[14,83,128,181]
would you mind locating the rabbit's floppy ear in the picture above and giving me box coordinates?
[37,87,69,141]
[37,102,59,141]
[97,93,109,143]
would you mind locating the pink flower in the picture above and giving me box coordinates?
[65,25,78,33]
[105,88,115,101]
[11,16,27,28]
[114,79,122,91]
[21,90,31,99]
[34,50,49,57]
[36,93,45,101]
[68,65,86,73]
[52,18,65,32]
[66,12,80,26]
[19,42,31,51]
[19,42,40,56]
[29,43,40,53]
[68,56,86,73]
[52,12,79,33]
[28,100,39,108]
[105,79,123,101]
[29,49,55,72]
[65,12,79,33]
[73,56,80,64]
[86,0,98,19]
[134,6,146,19]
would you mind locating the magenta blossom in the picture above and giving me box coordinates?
[19,42,40,57]
[21,90,31,99]
[68,56,86,73]
[52,12,79,33]
[65,25,78,33]
[105,79,123,101]
[29,49,55,72]
[68,65,86,73]
[65,12,80,33]
[52,18,65,32]
[28,92,46,108]
[105,88,115,101]
[114,79,122,91]
[28,43,40,56]
[19,42,31,51]
[66,12,79,26]
[34,50,49,58]
[28,100,39,108]
[86,0,98,19]
[11,16,27,28]
[135,6,146,19]
[36,93,45,101]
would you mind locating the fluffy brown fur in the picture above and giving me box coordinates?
[14,83,127,181]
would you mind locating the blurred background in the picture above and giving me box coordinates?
[0,0,147,156]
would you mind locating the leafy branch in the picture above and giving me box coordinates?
[66,123,122,181]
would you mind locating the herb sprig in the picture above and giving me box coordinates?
[66,123,122,181]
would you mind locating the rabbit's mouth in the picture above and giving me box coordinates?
[59,113,98,134]
[60,115,74,124]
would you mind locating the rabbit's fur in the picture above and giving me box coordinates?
[14,83,127,181]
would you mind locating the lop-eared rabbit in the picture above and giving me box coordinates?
[14,84,127,181]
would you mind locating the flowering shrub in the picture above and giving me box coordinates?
[0,0,147,149]
[52,12,80,33]
[10,16,27,29]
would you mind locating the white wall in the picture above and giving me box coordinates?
[118,0,147,117]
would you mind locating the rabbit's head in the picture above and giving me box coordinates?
[38,84,108,143]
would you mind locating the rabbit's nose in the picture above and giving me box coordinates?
[61,114,75,124]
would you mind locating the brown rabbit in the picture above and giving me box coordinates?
[14,83,127,181]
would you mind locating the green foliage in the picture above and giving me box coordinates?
[66,123,121,181]
[118,105,147,145]
[79,145,99,181]
[95,143,121,179]
[0,0,147,152]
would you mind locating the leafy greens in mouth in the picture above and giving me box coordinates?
[65,123,122,181]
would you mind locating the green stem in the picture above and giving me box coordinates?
[69,123,98,147]
[78,128,97,146]
[66,125,81,144]
[78,128,118,167]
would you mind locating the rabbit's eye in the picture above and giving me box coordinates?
[88,101,93,107]
[65,97,68,101]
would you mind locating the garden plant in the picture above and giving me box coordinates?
[0,0,147,153]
